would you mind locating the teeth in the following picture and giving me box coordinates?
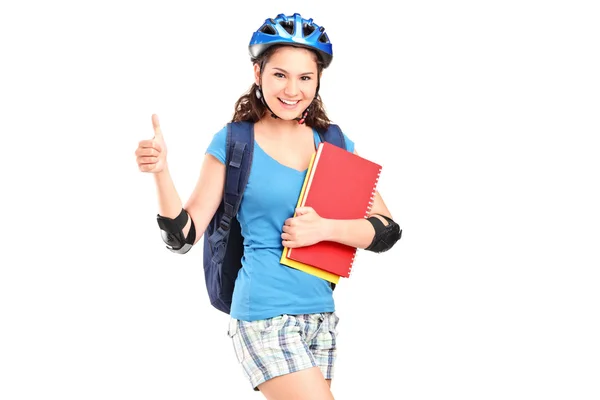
[280,98,299,105]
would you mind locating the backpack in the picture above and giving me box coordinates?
[203,120,347,314]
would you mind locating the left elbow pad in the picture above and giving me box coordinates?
[365,214,402,253]
[156,208,196,254]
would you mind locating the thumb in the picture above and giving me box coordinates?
[152,114,163,138]
[295,206,314,216]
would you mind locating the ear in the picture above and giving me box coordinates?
[253,63,261,86]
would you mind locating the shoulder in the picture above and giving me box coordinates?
[327,123,355,153]
[341,131,355,153]
[213,124,228,141]
[205,125,229,164]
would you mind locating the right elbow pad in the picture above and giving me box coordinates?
[156,208,196,254]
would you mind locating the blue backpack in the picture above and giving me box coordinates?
[203,121,347,314]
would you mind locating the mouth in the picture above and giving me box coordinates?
[278,98,300,109]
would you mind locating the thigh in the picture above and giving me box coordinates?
[228,314,319,391]
[307,312,339,381]
[258,366,334,400]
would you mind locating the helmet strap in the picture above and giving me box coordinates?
[255,85,280,120]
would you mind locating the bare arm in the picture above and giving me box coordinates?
[136,115,225,248]
[153,165,183,219]
[181,154,226,244]
[282,149,396,250]
[321,190,392,249]
[153,154,225,245]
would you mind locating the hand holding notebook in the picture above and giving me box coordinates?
[281,142,382,279]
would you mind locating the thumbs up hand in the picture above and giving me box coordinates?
[135,114,168,173]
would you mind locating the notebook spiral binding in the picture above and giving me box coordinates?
[348,167,382,277]
[364,168,382,218]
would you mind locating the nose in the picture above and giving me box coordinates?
[284,79,299,97]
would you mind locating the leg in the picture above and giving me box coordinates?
[258,366,334,400]
[308,312,339,385]
[228,314,334,395]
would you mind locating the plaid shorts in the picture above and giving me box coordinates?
[227,312,340,391]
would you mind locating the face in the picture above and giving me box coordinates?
[254,46,319,120]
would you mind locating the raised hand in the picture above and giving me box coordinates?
[135,114,168,173]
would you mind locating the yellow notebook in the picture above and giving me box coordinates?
[280,152,341,285]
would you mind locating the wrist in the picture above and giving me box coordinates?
[322,218,337,242]
[153,164,171,180]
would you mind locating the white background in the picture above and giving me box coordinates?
[1,0,599,399]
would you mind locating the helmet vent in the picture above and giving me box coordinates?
[278,20,294,35]
[302,23,316,37]
[318,32,330,44]
[260,24,277,35]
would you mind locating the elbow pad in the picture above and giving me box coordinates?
[365,214,402,253]
[156,208,196,254]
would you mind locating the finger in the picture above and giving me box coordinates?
[138,139,162,151]
[137,156,159,164]
[142,147,159,157]
[295,207,313,216]
[284,218,295,226]
[282,225,291,233]
[139,163,156,172]
[152,114,163,138]
[138,139,154,147]
[282,240,297,248]
[281,232,292,241]
[135,147,159,157]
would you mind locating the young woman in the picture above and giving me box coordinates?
[135,13,401,399]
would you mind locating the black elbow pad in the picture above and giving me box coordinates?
[156,208,196,254]
[365,214,402,253]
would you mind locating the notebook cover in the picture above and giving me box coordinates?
[286,142,382,278]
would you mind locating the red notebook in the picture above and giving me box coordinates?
[286,142,382,278]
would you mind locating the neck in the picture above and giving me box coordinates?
[257,114,306,135]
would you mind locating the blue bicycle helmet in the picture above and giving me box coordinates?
[249,13,333,68]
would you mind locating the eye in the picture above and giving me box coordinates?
[300,76,312,81]
[274,72,285,78]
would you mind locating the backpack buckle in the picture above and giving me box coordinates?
[220,214,231,231]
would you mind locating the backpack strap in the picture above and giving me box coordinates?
[207,121,254,255]
[318,123,347,150]
[223,121,254,226]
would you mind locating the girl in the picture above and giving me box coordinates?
[135,13,401,400]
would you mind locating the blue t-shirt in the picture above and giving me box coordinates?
[206,125,355,322]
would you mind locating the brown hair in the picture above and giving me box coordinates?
[231,45,331,132]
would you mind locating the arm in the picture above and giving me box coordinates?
[282,150,401,252]
[181,154,226,244]
[155,154,225,250]
[322,190,392,249]
[138,115,225,253]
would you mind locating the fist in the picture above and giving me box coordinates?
[135,114,168,173]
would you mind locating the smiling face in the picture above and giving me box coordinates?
[254,46,320,120]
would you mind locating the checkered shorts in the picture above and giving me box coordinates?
[227,312,340,391]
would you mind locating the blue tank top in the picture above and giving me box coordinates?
[206,125,355,321]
